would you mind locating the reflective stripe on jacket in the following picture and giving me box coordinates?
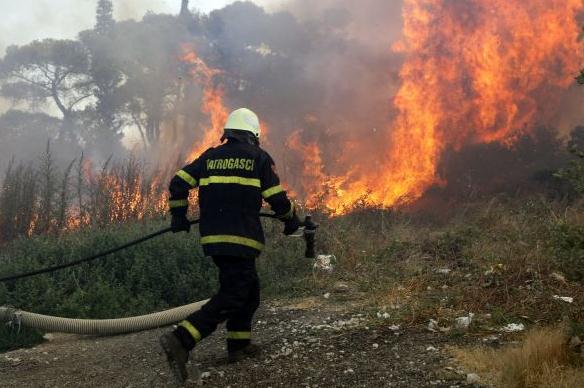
[168,139,293,258]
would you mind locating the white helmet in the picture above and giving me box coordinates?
[224,108,261,139]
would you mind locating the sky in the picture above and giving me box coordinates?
[0,0,276,55]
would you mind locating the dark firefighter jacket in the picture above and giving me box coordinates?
[168,139,294,258]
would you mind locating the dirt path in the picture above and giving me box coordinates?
[0,297,472,387]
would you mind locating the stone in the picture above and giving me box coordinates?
[500,323,525,332]
[466,373,480,384]
[333,281,350,293]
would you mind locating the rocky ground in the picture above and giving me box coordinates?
[0,293,483,388]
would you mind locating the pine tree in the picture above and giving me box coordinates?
[180,0,190,17]
[95,0,115,35]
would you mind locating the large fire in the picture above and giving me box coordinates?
[295,0,584,214]
[178,1,584,215]
[15,0,583,240]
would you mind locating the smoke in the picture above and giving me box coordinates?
[281,0,403,49]
[114,0,175,21]
[256,0,583,209]
[1,0,583,210]
[183,1,406,174]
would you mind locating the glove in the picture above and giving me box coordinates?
[171,214,191,233]
[283,212,301,236]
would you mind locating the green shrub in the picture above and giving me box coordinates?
[555,126,584,195]
[421,227,476,263]
[0,220,217,351]
[550,222,584,281]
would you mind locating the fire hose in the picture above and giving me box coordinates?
[0,213,318,336]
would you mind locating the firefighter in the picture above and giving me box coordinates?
[159,108,301,383]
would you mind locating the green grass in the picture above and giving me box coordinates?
[1,197,583,353]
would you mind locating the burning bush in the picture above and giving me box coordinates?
[0,145,172,244]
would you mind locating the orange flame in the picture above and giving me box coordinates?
[49,1,584,232]
[181,45,273,167]
[182,46,229,162]
[63,159,168,230]
[285,130,331,208]
[307,0,584,214]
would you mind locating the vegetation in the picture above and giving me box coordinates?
[0,220,213,351]
[0,0,383,170]
[1,191,582,352]
[0,145,174,243]
[0,5,583,386]
[556,126,584,195]
[0,123,582,388]
[454,325,584,388]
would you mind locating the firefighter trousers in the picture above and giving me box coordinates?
[174,255,260,352]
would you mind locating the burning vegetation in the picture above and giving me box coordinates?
[1,0,584,236]
[171,0,584,215]
[278,0,584,213]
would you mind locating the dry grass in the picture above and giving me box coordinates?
[453,326,584,388]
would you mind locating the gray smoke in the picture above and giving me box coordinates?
[192,1,405,180]
[0,0,579,202]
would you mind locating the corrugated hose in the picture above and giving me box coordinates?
[0,301,208,336]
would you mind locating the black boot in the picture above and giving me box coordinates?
[228,343,261,363]
[160,332,189,384]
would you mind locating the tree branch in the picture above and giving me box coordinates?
[10,72,51,90]
[67,93,93,110]
[51,81,69,118]
[131,111,148,150]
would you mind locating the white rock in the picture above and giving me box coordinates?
[569,336,582,349]
[482,335,500,343]
[552,295,574,304]
[201,372,211,379]
[323,292,331,299]
[344,368,355,374]
[466,373,480,384]
[500,323,525,332]
[314,255,336,272]
[333,281,350,293]
[436,268,452,274]
[428,319,451,333]
[455,313,474,330]
[428,319,440,332]
[389,324,401,331]
[426,346,438,352]
[372,343,379,349]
